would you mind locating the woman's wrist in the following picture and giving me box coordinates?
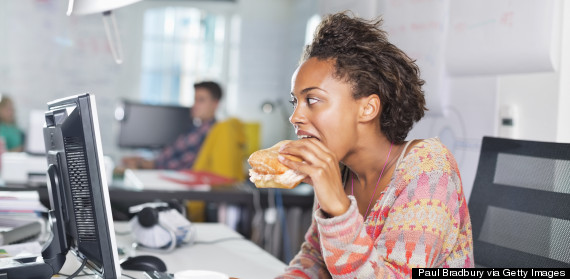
[321,195,351,218]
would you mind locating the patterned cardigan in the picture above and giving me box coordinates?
[277,138,474,278]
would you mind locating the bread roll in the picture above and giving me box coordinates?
[247,140,306,189]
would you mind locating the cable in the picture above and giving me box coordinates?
[194,237,246,245]
[61,257,87,279]
[250,187,264,245]
[275,189,292,262]
[56,275,92,278]
[263,189,277,253]
[115,230,132,235]
[55,274,94,278]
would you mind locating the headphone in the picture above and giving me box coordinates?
[135,200,186,228]
[129,200,194,251]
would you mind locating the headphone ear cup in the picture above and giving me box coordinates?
[138,207,159,227]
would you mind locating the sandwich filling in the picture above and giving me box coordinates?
[249,168,306,188]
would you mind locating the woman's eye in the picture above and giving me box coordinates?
[307,98,318,105]
[289,98,297,107]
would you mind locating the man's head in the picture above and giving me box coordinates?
[192,81,222,121]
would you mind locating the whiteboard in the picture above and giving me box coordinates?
[446,0,560,76]
[383,0,449,115]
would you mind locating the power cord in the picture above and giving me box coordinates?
[194,237,246,245]
[250,187,264,245]
[56,257,87,278]
[275,189,292,261]
[115,229,132,236]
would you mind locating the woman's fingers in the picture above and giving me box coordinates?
[278,139,339,184]
[278,154,313,176]
[278,139,349,217]
[279,138,335,169]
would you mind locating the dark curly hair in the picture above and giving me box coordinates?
[301,12,427,144]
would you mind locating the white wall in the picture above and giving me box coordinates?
[498,72,560,142]
[556,0,570,143]
[231,0,316,148]
[0,0,144,159]
[496,1,569,144]
[0,0,315,160]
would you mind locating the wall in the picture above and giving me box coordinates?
[0,0,144,159]
[496,0,568,143]
[0,0,315,160]
[498,72,560,142]
[558,0,570,142]
[232,0,317,147]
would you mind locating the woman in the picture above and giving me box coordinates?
[277,12,473,278]
[0,95,24,152]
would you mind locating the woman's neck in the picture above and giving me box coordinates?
[343,134,403,189]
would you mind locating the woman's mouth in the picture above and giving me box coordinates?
[297,134,319,141]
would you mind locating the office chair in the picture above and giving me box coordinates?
[193,117,246,181]
[468,136,570,268]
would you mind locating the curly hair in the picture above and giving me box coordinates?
[301,12,427,144]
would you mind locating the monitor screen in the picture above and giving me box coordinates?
[43,94,120,278]
[116,100,192,149]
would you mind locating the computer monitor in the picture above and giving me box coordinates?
[116,100,192,149]
[0,94,121,278]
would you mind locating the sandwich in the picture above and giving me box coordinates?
[247,140,306,189]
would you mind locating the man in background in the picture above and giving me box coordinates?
[122,81,222,170]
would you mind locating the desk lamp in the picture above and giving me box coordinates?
[67,0,142,64]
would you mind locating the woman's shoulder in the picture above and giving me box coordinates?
[399,137,457,174]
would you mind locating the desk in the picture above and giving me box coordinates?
[2,179,314,239]
[2,175,314,263]
[59,222,287,279]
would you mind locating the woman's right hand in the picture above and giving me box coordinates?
[278,138,351,217]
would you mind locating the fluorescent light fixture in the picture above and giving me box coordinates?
[67,0,142,64]
[67,0,142,16]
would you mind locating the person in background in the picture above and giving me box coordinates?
[122,81,222,170]
[0,94,24,152]
[276,12,473,278]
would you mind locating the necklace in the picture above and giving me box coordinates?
[351,142,393,219]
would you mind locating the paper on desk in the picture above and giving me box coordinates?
[0,241,42,259]
[124,169,211,191]
[0,191,48,214]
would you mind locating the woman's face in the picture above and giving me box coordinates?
[289,57,362,161]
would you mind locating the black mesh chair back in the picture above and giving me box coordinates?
[469,136,570,268]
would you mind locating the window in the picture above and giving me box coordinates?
[140,7,228,106]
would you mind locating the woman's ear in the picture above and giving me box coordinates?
[359,94,381,122]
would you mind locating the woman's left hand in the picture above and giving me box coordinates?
[278,139,350,217]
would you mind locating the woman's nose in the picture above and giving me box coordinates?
[289,105,304,125]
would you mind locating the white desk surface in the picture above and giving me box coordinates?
[60,222,287,279]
